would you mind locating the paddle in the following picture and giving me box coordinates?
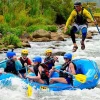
[88,8,100,34]
[25,66,32,97]
[66,72,86,83]
[60,70,86,83]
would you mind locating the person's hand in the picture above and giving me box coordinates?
[53,56,59,62]
[63,70,66,73]
[24,63,27,67]
[26,75,30,79]
[52,66,55,70]
[94,20,97,25]
[31,62,34,66]
[64,26,68,33]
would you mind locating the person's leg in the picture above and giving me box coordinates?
[50,77,67,84]
[49,68,55,77]
[70,26,78,52]
[37,79,45,84]
[81,27,87,42]
[81,27,87,50]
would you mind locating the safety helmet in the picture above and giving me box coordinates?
[21,49,28,55]
[74,1,81,6]
[32,56,42,63]
[6,51,16,58]
[45,49,52,54]
[63,53,72,60]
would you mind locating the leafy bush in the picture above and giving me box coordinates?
[47,25,57,32]
[27,25,57,33]
[0,23,10,35]
[2,34,22,47]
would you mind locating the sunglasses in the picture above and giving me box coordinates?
[64,58,69,60]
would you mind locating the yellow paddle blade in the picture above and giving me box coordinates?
[74,74,87,83]
[27,84,33,97]
[72,54,77,60]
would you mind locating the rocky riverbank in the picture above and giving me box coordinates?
[0,25,99,53]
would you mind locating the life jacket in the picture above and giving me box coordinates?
[34,63,49,85]
[40,63,49,84]
[33,64,40,76]
[74,8,87,25]
[44,56,55,70]
[19,57,28,73]
[5,59,18,75]
[59,61,77,78]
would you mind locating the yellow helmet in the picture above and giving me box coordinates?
[21,49,28,55]
[45,49,52,54]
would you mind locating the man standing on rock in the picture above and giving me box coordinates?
[64,1,96,52]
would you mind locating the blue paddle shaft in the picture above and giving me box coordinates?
[88,8,100,34]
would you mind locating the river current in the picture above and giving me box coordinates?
[0,27,100,100]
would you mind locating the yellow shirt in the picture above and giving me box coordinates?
[65,8,94,28]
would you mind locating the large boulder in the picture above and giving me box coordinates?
[32,29,51,38]
[50,32,65,41]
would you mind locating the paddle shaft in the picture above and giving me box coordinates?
[60,70,73,76]
[88,8,100,34]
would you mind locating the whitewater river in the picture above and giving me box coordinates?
[0,27,100,100]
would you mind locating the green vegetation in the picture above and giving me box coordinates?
[94,13,100,16]
[0,0,74,47]
[0,0,73,31]
[2,34,22,48]
[27,25,57,33]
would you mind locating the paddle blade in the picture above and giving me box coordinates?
[27,84,33,97]
[72,54,77,60]
[74,74,87,83]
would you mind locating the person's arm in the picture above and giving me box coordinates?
[69,63,76,75]
[15,58,23,71]
[83,9,94,22]
[64,10,76,33]
[27,65,34,73]
[26,66,42,80]
[65,10,76,28]
[27,66,42,80]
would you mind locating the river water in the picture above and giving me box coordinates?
[0,27,100,100]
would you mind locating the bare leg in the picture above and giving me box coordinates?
[37,79,45,84]
[50,77,68,84]
[49,69,55,77]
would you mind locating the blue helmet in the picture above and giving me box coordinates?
[6,51,16,58]
[63,53,72,60]
[32,56,42,63]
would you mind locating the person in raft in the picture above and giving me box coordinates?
[18,49,33,78]
[4,51,22,75]
[26,56,49,85]
[50,53,76,84]
[64,1,97,52]
[44,49,59,70]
